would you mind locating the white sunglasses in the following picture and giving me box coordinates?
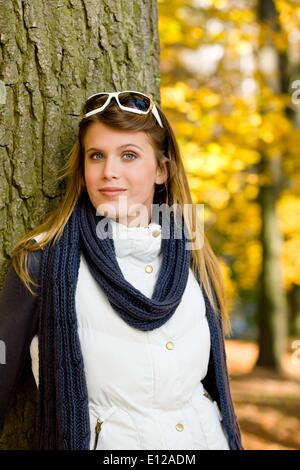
[81,90,164,128]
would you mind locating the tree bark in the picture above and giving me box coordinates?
[0,0,161,449]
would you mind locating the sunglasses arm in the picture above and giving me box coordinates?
[152,104,164,128]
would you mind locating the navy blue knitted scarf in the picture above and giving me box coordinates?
[36,192,192,449]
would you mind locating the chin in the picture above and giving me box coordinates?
[95,205,128,221]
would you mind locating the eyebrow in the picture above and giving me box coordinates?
[86,143,143,153]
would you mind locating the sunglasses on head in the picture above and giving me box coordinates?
[81,90,164,128]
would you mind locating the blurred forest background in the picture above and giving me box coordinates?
[158,0,300,449]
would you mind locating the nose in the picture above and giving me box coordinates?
[102,155,120,180]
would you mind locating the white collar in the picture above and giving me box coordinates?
[108,218,162,262]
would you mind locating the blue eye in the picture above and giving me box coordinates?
[123,153,137,161]
[91,153,102,160]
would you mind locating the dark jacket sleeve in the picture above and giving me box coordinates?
[0,247,41,428]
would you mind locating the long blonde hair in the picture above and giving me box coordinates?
[11,93,231,335]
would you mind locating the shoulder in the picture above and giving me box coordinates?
[26,231,48,282]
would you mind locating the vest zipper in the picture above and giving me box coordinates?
[203,391,223,421]
[203,391,214,401]
[93,419,103,450]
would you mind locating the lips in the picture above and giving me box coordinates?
[99,188,127,196]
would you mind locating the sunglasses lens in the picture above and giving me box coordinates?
[86,93,110,104]
[118,92,151,112]
[82,93,110,118]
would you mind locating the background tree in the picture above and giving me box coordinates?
[0,0,161,449]
[255,0,289,372]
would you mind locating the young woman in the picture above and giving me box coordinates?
[0,91,244,450]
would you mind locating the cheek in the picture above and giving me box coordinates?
[128,164,156,192]
[84,164,98,189]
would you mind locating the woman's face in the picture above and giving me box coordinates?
[83,121,168,226]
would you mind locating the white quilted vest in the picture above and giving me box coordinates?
[30,218,229,450]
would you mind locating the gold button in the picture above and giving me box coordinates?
[175,423,184,432]
[166,341,174,350]
[145,264,153,273]
[151,230,161,238]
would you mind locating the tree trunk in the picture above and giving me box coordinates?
[0,0,161,449]
[256,153,288,371]
[255,0,289,372]
[288,284,300,338]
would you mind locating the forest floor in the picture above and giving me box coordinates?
[226,339,300,450]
